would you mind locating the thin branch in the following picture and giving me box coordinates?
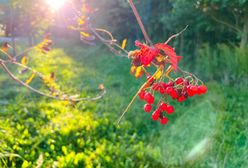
[89,26,129,56]
[209,14,241,33]
[0,59,106,102]
[165,25,188,44]
[128,0,152,45]
[14,46,35,59]
[95,28,115,41]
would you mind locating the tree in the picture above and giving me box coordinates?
[197,0,248,48]
[9,0,53,46]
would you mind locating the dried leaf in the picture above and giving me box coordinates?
[50,72,55,81]
[1,42,10,52]
[25,73,36,85]
[155,54,164,63]
[21,56,28,65]
[80,32,90,37]
[98,84,105,90]
[154,68,163,80]
[135,66,144,78]
[121,38,127,49]
[78,19,85,25]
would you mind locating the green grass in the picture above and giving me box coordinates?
[0,40,247,167]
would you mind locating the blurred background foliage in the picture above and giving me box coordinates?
[0,0,247,167]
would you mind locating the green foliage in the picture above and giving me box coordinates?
[0,1,247,166]
[0,43,162,167]
[0,40,247,167]
[195,44,248,84]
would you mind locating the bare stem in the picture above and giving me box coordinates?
[128,0,152,45]
[14,46,35,59]
[0,58,106,103]
[89,26,129,56]
[165,25,188,44]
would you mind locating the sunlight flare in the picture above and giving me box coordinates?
[45,0,67,10]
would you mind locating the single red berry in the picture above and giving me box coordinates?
[166,87,173,95]
[160,117,169,125]
[159,87,165,94]
[144,104,152,112]
[139,90,146,100]
[152,83,160,91]
[152,109,161,121]
[198,85,207,94]
[167,81,174,87]
[178,95,187,102]
[190,85,198,94]
[175,77,184,85]
[186,85,194,97]
[170,89,179,99]
[159,102,168,111]
[144,92,155,104]
[166,105,174,114]
[184,80,190,85]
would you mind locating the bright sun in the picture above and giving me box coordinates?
[46,0,67,10]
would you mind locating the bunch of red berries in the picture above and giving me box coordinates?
[138,77,207,125]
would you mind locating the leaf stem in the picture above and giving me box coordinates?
[117,66,163,125]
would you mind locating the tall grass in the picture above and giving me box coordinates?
[195,44,248,85]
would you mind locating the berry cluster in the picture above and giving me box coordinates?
[138,77,207,125]
[71,1,208,125]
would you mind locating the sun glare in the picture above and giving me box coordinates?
[46,0,66,10]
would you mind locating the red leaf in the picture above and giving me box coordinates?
[155,43,182,71]
[135,41,159,66]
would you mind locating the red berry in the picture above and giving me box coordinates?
[190,85,198,94]
[152,83,160,91]
[159,103,167,111]
[184,80,190,85]
[144,92,155,104]
[166,87,178,99]
[175,77,184,85]
[170,89,179,99]
[186,85,194,97]
[161,82,168,90]
[144,104,152,112]
[159,87,165,94]
[166,105,174,114]
[167,81,174,87]
[139,90,146,100]
[166,87,173,95]
[152,110,161,121]
[198,85,207,94]
[178,95,187,102]
[160,117,169,125]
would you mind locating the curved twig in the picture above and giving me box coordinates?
[165,25,189,44]
[0,57,106,103]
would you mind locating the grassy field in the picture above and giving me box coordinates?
[0,40,247,168]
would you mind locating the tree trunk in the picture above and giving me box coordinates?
[240,12,248,49]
